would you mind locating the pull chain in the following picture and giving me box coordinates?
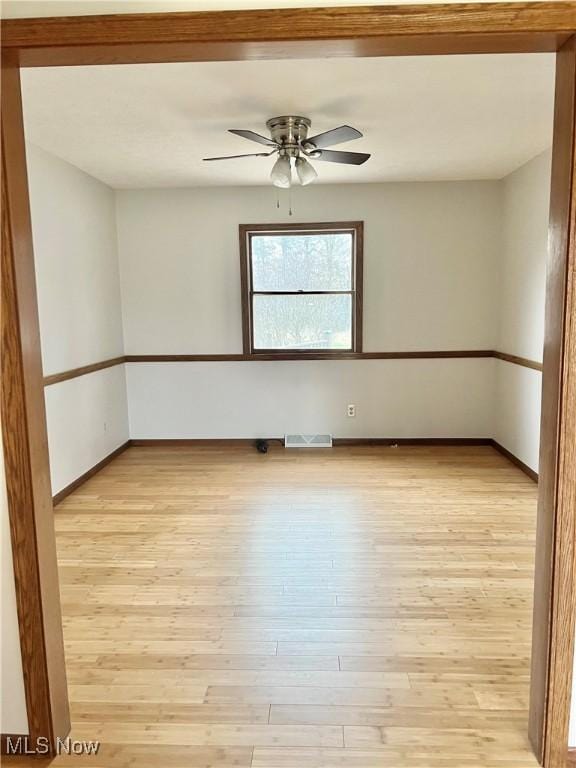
[272,187,294,215]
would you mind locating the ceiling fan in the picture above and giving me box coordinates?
[203,116,370,188]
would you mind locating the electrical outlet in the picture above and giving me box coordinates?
[347,404,356,418]
[103,421,108,432]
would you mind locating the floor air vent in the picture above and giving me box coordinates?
[284,434,333,448]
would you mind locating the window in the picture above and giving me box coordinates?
[239,222,363,355]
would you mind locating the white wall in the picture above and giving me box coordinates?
[26,144,129,494]
[118,183,500,353]
[0,436,28,735]
[494,149,551,472]
[44,367,130,493]
[494,363,542,470]
[498,150,550,362]
[27,145,125,375]
[117,182,501,438]
[127,359,494,439]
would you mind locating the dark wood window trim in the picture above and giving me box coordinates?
[239,222,363,356]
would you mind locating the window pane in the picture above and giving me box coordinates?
[251,233,353,291]
[253,294,352,350]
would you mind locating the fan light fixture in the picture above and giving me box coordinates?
[270,154,292,188]
[295,156,318,186]
[203,116,370,189]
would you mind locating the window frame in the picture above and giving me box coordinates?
[239,221,364,356]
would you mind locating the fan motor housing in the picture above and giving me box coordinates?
[266,116,311,152]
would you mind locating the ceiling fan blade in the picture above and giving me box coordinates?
[203,151,275,161]
[229,129,277,147]
[315,149,371,165]
[305,125,362,149]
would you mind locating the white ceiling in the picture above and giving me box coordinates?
[21,54,555,189]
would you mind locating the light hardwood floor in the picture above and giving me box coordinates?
[9,445,540,767]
